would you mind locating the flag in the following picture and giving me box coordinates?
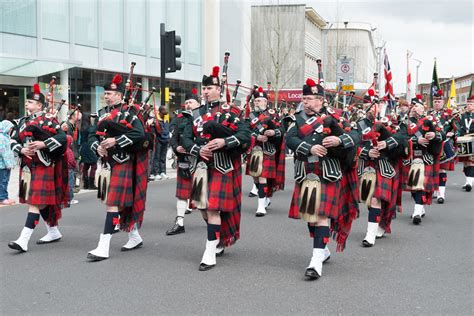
[446,78,456,109]
[430,59,440,107]
[383,49,395,109]
[406,50,413,100]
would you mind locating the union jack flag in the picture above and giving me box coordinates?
[384,50,395,108]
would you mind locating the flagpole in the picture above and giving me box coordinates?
[406,50,412,101]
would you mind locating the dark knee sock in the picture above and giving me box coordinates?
[25,212,40,229]
[368,207,381,223]
[258,183,266,198]
[39,207,50,222]
[439,172,447,187]
[307,223,315,238]
[465,166,474,177]
[313,226,330,249]
[103,212,120,234]
[413,191,425,205]
[207,223,221,241]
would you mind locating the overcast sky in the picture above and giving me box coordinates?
[251,0,473,93]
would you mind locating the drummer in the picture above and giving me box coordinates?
[458,96,474,192]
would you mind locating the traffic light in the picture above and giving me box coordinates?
[163,30,181,73]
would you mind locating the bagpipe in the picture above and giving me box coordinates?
[96,62,153,154]
[408,115,443,157]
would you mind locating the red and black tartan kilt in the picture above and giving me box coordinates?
[106,159,135,207]
[107,151,149,231]
[373,172,394,203]
[340,167,359,215]
[20,164,55,205]
[208,156,242,247]
[288,161,341,220]
[245,153,277,179]
[439,160,455,171]
[175,167,192,200]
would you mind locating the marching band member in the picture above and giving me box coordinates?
[87,73,149,261]
[181,66,251,271]
[286,79,358,280]
[8,84,69,252]
[458,96,474,191]
[246,87,285,216]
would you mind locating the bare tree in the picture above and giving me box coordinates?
[251,3,304,108]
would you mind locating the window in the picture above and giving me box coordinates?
[0,0,36,37]
[186,0,201,65]
[126,0,145,55]
[41,0,69,42]
[74,0,98,47]
[102,0,124,51]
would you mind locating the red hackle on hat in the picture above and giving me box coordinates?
[211,66,220,77]
[112,74,123,85]
[437,89,443,96]
[258,86,264,93]
[33,83,41,94]
[192,87,198,95]
[306,78,316,87]
[416,94,423,100]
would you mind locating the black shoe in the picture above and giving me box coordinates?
[437,197,445,204]
[121,241,143,251]
[166,223,185,236]
[465,184,472,192]
[304,268,320,280]
[199,263,215,271]
[185,208,192,214]
[412,215,422,225]
[255,212,266,217]
[86,253,108,261]
[36,237,61,245]
[362,240,374,247]
[248,192,257,197]
[216,248,225,257]
[8,242,26,252]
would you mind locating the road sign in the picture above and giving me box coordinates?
[337,57,354,91]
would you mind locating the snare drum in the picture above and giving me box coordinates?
[439,139,457,163]
[457,134,474,158]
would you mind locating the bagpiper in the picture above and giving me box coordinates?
[402,95,444,224]
[246,87,285,216]
[86,73,149,261]
[181,66,251,271]
[286,79,359,280]
[429,90,457,203]
[166,88,201,235]
[8,84,69,252]
[357,93,408,247]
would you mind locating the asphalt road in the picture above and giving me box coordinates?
[1,162,473,315]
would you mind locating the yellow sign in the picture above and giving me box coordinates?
[343,85,354,91]
[165,87,170,102]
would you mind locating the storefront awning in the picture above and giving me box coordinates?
[0,55,82,77]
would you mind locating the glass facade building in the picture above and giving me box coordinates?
[0,0,203,116]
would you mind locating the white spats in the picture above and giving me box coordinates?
[362,222,378,246]
[176,199,187,224]
[121,228,143,251]
[307,248,325,277]
[250,184,258,196]
[8,227,34,252]
[200,239,219,267]
[264,197,271,208]
[88,233,112,260]
[323,246,331,263]
[375,225,386,238]
[256,198,267,216]
[37,224,62,244]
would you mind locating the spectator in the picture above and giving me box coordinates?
[149,106,170,181]
[0,120,16,205]
[66,135,79,205]
[80,113,98,189]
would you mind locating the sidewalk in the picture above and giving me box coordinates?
[3,155,177,206]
